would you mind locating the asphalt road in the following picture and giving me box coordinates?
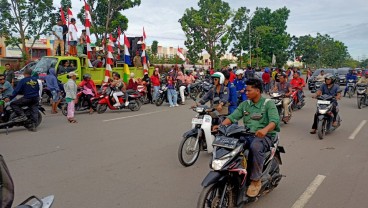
[1,88,367,208]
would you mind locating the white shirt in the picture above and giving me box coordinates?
[52,25,63,40]
[68,24,78,41]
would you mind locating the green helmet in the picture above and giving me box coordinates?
[211,72,225,84]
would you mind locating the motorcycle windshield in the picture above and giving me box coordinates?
[0,155,14,208]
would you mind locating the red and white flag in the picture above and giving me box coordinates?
[117,27,122,57]
[84,0,93,67]
[60,7,66,25]
[67,8,73,24]
[105,34,114,82]
[141,27,148,73]
[177,47,186,61]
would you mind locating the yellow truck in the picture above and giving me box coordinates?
[30,56,153,85]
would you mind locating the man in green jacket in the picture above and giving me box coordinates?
[219,78,280,197]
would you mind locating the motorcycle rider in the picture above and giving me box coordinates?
[316,70,326,82]
[343,69,358,97]
[290,71,305,106]
[79,74,97,114]
[273,73,293,122]
[310,74,341,134]
[110,72,127,107]
[221,70,238,114]
[5,68,40,131]
[358,70,368,85]
[0,74,14,121]
[233,69,247,102]
[196,72,229,115]
[218,78,280,197]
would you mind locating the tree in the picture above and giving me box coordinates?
[151,40,158,56]
[179,0,232,68]
[60,0,72,16]
[0,0,56,59]
[78,0,140,43]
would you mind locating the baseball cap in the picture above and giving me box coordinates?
[68,72,78,77]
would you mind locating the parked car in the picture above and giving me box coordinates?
[14,61,38,86]
[308,68,336,90]
[336,67,351,85]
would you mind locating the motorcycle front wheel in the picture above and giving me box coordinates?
[96,104,108,114]
[348,87,354,98]
[317,120,326,140]
[129,101,141,111]
[358,97,364,109]
[178,136,200,167]
[61,103,68,116]
[197,183,235,208]
[155,96,164,106]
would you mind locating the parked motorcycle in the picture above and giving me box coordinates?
[0,96,45,134]
[178,104,221,167]
[61,89,100,116]
[0,155,54,208]
[270,92,293,124]
[315,94,342,140]
[346,79,356,98]
[137,84,150,104]
[155,85,183,106]
[197,125,285,208]
[96,86,142,113]
[357,83,368,109]
[198,80,213,99]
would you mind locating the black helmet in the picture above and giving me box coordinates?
[83,74,91,80]
[325,74,336,83]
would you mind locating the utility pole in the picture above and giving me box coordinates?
[247,12,255,68]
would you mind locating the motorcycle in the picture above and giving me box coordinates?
[137,84,150,104]
[357,83,368,109]
[178,103,222,167]
[0,96,45,134]
[346,79,356,98]
[61,89,100,116]
[197,125,285,208]
[155,85,183,106]
[0,154,54,208]
[198,80,213,99]
[270,92,292,124]
[96,86,142,114]
[315,94,342,140]
[311,81,323,93]
[291,88,305,110]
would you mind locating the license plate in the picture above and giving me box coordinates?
[212,136,239,149]
[340,80,344,82]
[347,83,354,86]
[192,118,203,124]
[317,100,330,105]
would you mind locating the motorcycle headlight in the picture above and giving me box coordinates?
[212,145,242,171]
[318,109,328,114]
[196,107,204,113]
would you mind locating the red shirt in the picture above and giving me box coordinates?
[150,75,160,86]
[210,69,215,75]
[262,72,271,84]
[127,78,138,90]
[290,78,305,89]
[229,71,236,82]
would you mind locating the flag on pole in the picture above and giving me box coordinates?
[104,34,114,82]
[60,7,66,25]
[84,1,93,67]
[117,27,122,58]
[67,8,73,23]
[141,27,148,73]
[124,34,131,65]
[177,47,186,61]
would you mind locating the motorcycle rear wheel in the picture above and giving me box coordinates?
[129,101,141,111]
[96,104,108,114]
[61,104,68,116]
[178,136,200,167]
[317,120,326,140]
[197,183,235,208]
[358,97,364,109]
[348,87,353,98]
[155,97,164,106]
[190,88,199,99]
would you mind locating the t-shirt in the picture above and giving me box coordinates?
[276,82,291,94]
[52,25,63,40]
[290,78,305,89]
[68,24,78,41]
[4,70,14,84]
[0,81,14,97]
[320,84,340,96]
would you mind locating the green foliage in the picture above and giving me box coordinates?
[291,33,349,68]
[151,40,158,55]
[179,0,232,68]
[360,59,368,68]
[78,0,140,43]
[229,7,250,60]
[0,0,56,59]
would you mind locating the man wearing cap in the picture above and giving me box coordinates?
[64,72,78,123]
[5,69,40,131]
[68,18,78,56]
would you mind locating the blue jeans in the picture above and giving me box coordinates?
[263,83,270,93]
[167,89,177,106]
[153,86,160,101]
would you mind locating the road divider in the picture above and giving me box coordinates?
[291,174,326,208]
[348,120,367,140]
[102,110,168,122]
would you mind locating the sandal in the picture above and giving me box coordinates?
[68,119,78,123]
[310,129,316,134]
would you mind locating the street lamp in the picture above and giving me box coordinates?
[247,12,255,67]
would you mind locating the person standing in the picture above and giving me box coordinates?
[167,70,178,107]
[64,72,78,123]
[306,67,312,83]
[262,68,271,93]
[133,51,142,67]
[68,18,78,56]
[52,19,64,56]
[151,69,161,103]
[142,71,152,103]
[61,21,68,55]
[3,63,14,87]
[44,68,61,114]
[80,29,87,54]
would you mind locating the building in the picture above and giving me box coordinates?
[147,45,188,59]
[201,53,238,66]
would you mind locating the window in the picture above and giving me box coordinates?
[30,49,47,58]
[57,60,78,75]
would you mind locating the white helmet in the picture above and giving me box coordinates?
[130,72,135,78]
[211,72,225,84]
[235,69,244,76]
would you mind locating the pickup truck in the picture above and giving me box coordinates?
[29,56,153,85]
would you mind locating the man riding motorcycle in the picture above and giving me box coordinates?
[196,72,229,115]
[221,70,238,114]
[233,69,247,102]
[290,71,305,106]
[310,74,341,134]
[316,70,326,82]
[343,69,358,97]
[215,78,280,197]
[0,74,14,121]
[110,72,127,107]
[5,68,40,131]
[358,70,368,85]
[273,73,293,122]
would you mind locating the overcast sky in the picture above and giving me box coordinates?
[56,0,368,60]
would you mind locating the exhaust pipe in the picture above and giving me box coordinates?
[0,120,15,128]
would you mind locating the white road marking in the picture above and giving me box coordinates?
[102,110,168,122]
[291,174,326,208]
[348,120,367,140]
